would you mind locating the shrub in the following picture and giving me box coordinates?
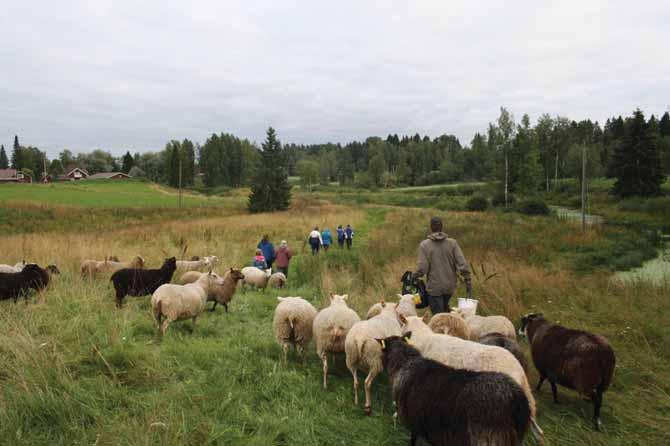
[455,185,476,196]
[465,195,488,212]
[517,198,550,215]
[491,192,516,207]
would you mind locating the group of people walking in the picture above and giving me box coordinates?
[253,235,293,277]
[307,224,354,255]
[250,224,356,277]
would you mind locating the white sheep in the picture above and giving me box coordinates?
[0,264,20,273]
[177,270,204,285]
[240,266,272,291]
[175,255,219,272]
[268,272,287,289]
[312,294,361,389]
[365,294,417,319]
[401,315,545,444]
[428,312,470,339]
[344,301,402,415]
[455,309,517,340]
[272,296,318,363]
[81,256,144,278]
[151,271,225,336]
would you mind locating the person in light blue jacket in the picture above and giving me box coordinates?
[322,228,333,252]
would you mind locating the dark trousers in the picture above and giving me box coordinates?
[276,266,288,277]
[310,239,320,255]
[428,294,452,315]
[338,239,345,248]
[323,244,330,251]
[345,238,352,249]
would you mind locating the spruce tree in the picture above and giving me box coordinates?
[248,127,291,213]
[11,135,23,169]
[0,145,8,169]
[121,151,134,174]
[611,109,665,197]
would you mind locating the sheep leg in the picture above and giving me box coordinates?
[223,302,228,313]
[536,375,546,391]
[209,302,218,312]
[364,370,378,415]
[282,343,289,364]
[349,366,359,405]
[410,431,417,446]
[592,389,603,431]
[549,380,559,403]
[321,354,328,389]
[299,345,307,365]
[191,316,197,333]
[160,319,171,336]
[530,418,545,446]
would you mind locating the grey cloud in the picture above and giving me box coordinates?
[1,0,668,157]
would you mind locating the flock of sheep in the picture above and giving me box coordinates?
[0,254,617,446]
[273,293,616,445]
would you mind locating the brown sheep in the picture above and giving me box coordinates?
[520,313,616,430]
[209,268,245,312]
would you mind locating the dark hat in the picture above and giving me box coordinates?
[430,216,443,226]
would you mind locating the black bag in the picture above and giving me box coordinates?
[401,271,429,309]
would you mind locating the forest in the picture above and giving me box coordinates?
[2,108,668,198]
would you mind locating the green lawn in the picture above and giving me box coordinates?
[0,180,229,208]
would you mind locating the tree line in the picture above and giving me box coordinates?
[286,109,669,197]
[3,108,667,199]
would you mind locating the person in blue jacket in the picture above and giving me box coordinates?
[322,228,333,252]
[344,224,354,249]
[336,225,345,248]
[257,235,276,270]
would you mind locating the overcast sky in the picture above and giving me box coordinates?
[1,1,668,157]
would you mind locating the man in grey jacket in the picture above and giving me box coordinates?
[412,216,472,314]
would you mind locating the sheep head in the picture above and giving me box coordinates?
[519,313,545,337]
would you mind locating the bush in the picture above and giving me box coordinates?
[491,192,516,207]
[465,195,488,212]
[517,198,550,215]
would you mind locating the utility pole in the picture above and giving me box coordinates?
[178,153,183,209]
[581,144,587,234]
[43,153,47,183]
[504,147,509,207]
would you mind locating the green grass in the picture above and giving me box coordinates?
[0,180,247,235]
[0,179,230,209]
[1,189,669,445]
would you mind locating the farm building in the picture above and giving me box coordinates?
[0,168,33,183]
[88,172,131,180]
[53,167,89,181]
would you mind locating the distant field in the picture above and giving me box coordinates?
[0,180,231,208]
[0,180,247,235]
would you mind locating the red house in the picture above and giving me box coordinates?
[55,167,89,181]
[88,172,131,180]
[0,168,33,183]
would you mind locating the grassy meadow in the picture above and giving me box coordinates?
[1,181,669,445]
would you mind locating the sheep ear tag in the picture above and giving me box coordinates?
[412,294,421,305]
[381,339,386,349]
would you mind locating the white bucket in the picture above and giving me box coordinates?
[457,298,478,317]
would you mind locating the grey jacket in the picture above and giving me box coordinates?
[416,232,471,296]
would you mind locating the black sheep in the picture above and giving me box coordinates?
[378,334,530,446]
[111,257,177,308]
[479,332,529,374]
[0,264,50,303]
[520,313,616,430]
